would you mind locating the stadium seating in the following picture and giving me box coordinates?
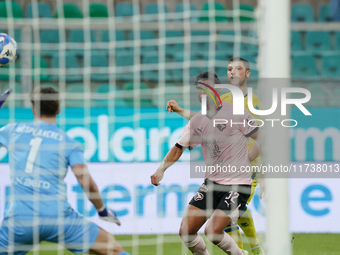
[90,53,109,81]
[318,4,332,22]
[291,31,303,54]
[115,53,134,81]
[102,30,125,42]
[40,83,59,92]
[292,55,318,78]
[142,53,173,81]
[200,2,227,22]
[191,30,211,53]
[65,83,85,107]
[14,29,21,43]
[217,30,235,54]
[305,31,332,55]
[165,30,184,57]
[128,30,157,54]
[249,68,259,78]
[144,3,169,22]
[2,55,49,81]
[51,53,82,82]
[2,1,338,89]
[26,2,52,18]
[201,52,228,62]
[0,83,22,107]
[291,4,315,22]
[244,30,258,55]
[40,30,60,56]
[32,55,50,81]
[69,30,96,56]
[231,4,255,22]
[0,83,21,97]
[173,54,201,80]
[322,55,340,78]
[152,84,184,108]
[122,82,153,107]
[335,32,340,51]
[0,1,23,19]
[240,54,256,65]
[115,3,137,18]
[54,3,83,19]
[207,53,229,79]
[215,67,228,80]
[0,63,20,81]
[93,83,126,107]
[101,30,129,54]
[88,3,109,18]
[174,3,198,22]
[216,30,255,56]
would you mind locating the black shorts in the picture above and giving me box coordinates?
[189,179,251,223]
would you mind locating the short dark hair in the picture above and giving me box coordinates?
[30,87,59,116]
[195,71,221,85]
[228,57,250,70]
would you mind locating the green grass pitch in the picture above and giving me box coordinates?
[26,233,340,255]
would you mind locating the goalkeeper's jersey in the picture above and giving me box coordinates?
[220,91,262,166]
[0,121,85,219]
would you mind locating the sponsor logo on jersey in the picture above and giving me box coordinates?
[16,177,51,189]
[216,124,226,131]
[194,192,204,201]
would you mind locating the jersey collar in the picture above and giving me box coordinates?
[205,105,222,120]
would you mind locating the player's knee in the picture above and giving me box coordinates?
[179,225,196,238]
[204,223,223,245]
[179,225,189,237]
[204,221,220,236]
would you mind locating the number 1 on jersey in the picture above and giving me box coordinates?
[25,137,43,173]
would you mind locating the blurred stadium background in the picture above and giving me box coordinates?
[0,0,340,254]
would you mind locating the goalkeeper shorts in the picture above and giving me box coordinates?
[0,209,99,255]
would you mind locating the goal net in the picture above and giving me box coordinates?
[0,0,297,254]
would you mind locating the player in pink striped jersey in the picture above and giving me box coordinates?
[151,72,259,255]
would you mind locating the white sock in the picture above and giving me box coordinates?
[181,234,211,255]
[216,232,243,255]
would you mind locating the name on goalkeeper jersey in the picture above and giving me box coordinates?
[15,125,63,141]
[213,119,298,128]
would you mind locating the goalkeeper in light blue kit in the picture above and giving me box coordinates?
[0,87,130,255]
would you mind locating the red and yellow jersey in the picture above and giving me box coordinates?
[220,91,262,166]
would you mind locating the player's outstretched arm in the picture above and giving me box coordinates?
[151,145,184,186]
[166,100,197,120]
[72,164,121,226]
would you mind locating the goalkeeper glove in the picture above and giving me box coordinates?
[98,206,121,226]
[0,89,12,109]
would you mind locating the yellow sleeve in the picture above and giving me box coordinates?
[220,92,232,103]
